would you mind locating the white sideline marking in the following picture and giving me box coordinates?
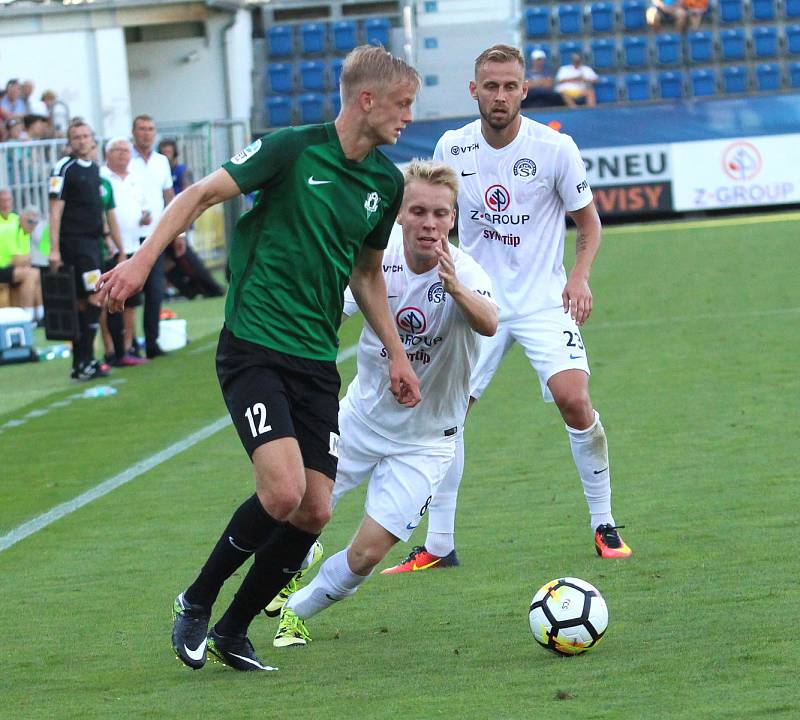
[0,344,360,553]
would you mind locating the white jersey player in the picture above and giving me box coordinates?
[383,45,632,573]
[271,160,498,646]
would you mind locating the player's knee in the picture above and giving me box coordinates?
[256,486,303,521]
[558,392,593,429]
[347,543,382,574]
[296,501,331,534]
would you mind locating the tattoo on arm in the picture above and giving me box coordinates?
[576,231,587,254]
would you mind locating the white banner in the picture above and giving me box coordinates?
[672,134,800,211]
[581,144,672,187]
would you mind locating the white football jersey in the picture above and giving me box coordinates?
[343,228,495,445]
[433,116,592,320]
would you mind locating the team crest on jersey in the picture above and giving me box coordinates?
[230,139,262,165]
[427,282,445,304]
[364,191,380,219]
[49,176,64,194]
[484,184,511,212]
[396,306,427,335]
[513,158,537,178]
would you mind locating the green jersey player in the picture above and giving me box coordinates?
[98,45,422,672]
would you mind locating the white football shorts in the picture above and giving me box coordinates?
[331,400,455,542]
[470,305,591,403]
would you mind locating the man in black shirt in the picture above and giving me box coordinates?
[49,120,125,380]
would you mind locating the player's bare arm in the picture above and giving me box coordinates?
[435,239,498,337]
[106,208,126,264]
[349,244,422,407]
[98,168,240,312]
[564,200,602,326]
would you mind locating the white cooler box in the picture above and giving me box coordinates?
[158,318,188,351]
[0,307,37,364]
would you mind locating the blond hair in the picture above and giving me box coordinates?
[474,44,525,77]
[340,45,420,105]
[403,159,459,208]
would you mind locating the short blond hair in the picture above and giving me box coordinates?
[474,44,525,77]
[340,45,420,105]
[403,159,459,208]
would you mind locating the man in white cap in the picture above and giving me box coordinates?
[522,48,563,108]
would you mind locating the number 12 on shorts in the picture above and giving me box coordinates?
[244,402,272,438]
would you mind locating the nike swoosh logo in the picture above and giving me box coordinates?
[283,567,301,575]
[461,171,476,176]
[412,559,440,571]
[308,176,332,185]
[570,354,584,360]
[325,593,338,601]
[228,652,275,671]
[228,536,251,553]
[593,467,608,475]
[184,638,207,661]
[406,522,419,530]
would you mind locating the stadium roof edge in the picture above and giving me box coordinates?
[0,0,247,19]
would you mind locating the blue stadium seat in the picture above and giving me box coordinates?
[623,36,648,68]
[755,62,781,90]
[591,38,617,69]
[266,25,293,58]
[719,0,744,23]
[298,93,325,123]
[558,40,585,66]
[595,75,618,103]
[625,72,651,100]
[688,31,714,63]
[329,90,342,117]
[365,17,391,47]
[331,57,345,87]
[787,0,800,17]
[690,68,717,96]
[720,28,747,61]
[752,26,778,58]
[300,23,327,55]
[786,25,800,55]
[525,7,550,37]
[332,20,358,53]
[265,96,292,127]
[655,33,682,65]
[722,65,748,93]
[750,0,776,20]
[266,62,294,94]
[789,61,800,87]
[299,60,326,91]
[590,3,615,33]
[657,70,684,99]
[622,0,647,30]
[557,5,584,35]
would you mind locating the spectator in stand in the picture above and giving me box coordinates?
[130,114,184,359]
[555,53,598,108]
[100,137,149,366]
[0,189,41,320]
[1,80,27,120]
[646,0,687,31]
[158,137,225,300]
[40,90,68,137]
[6,118,25,140]
[522,49,564,109]
[20,81,35,114]
[24,114,51,140]
[683,0,708,29]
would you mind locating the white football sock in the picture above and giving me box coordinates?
[566,410,615,530]
[22,307,36,322]
[285,548,368,620]
[35,305,44,321]
[425,430,463,553]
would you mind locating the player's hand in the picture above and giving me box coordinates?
[97,255,149,314]
[435,237,459,294]
[48,250,61,274]
[388,354,422,408]
[562,273,593,326]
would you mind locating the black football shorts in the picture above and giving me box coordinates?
[216,325,341,480]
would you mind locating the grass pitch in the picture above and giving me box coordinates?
[1,211,798,719]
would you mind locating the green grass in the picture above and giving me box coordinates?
[1,211,798,719]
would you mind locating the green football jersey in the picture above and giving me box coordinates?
[222,123,403,361]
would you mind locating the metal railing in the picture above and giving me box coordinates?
[0,118,250,266]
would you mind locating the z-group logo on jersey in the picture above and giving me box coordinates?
[427,282,445,304]
[451,143,479,155]
[513,159,537,178]
[484,184,511,212]
[396,306,427,335]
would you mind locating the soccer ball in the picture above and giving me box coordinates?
[528,577,608,656]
